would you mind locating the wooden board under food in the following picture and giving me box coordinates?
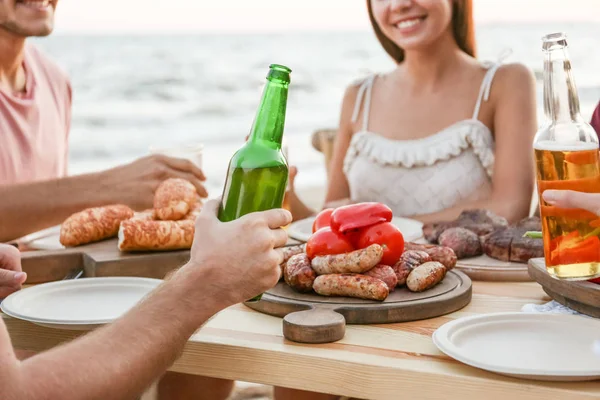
[19,236,303,284]
[20,238,191,283]
[245,270,472,344]
[528,258,600,318]
[455,254,532,281]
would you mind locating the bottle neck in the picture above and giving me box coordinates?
[248,78,289,150]
[543,46,582,123]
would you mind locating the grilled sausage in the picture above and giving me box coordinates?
[313,274,389,301]
[154,178,198,221]
[404,242,457,270]
[283,253,316,293]
[60,205,134,247]
[311,244,383,275]
[392,250,432,286]
[282,244,306,263]
[364,265,398,291]
[279,244,307,278]
[406,261,447,292]
[391,262,412,287]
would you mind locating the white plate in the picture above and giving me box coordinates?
[433,312,600,381]
[26,234,64,250]
[1,277,162,330]
[19,225,64,250]
[287,216,423,242]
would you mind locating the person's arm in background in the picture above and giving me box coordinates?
[286,83,361,221]
[323,83,361,207]
[0,201,291,400]
[0,155,207,242]
[412,64,538,224]
[283,166,315,221]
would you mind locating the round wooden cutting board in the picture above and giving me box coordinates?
[245,270,472,344]
[455,255,532,282]
[528,258,600,318]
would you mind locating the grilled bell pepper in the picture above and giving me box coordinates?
[549,233,600,266]
[330,202,393,234]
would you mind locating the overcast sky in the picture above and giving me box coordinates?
[54,0,600,33]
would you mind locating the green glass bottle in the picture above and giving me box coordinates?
[218,64,291,302]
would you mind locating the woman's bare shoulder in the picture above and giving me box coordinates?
[340,75,375,113]
[337,78,369,134]
[492,62,537,96]
[343,78,364,99]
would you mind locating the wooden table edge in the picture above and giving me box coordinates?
[3,311,599,400]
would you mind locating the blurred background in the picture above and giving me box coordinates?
[34,0,600,197]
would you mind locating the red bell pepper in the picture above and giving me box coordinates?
[330,202,393,234]
[549,234,600,266]
[548,231,579,254]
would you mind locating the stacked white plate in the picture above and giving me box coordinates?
[18,225,64,250]
[1,277,162,330]
[433,312,600,381]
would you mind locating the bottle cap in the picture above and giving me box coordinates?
[542,32,568,51]
[267,64,292,83]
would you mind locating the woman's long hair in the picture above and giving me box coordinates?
[366,0,477,63]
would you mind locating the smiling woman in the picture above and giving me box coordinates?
[285,0,537,231]
[368,0,476,62]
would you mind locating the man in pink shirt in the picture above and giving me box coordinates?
[0,42,70,183]
[0,1,208,243]
[0,1,234,399]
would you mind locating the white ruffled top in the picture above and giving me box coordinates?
[343,63,501,217]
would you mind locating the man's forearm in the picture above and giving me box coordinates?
[413,196,530,225]
[6,271,224,400]
[288,191,316,222]
[0,172,114,242]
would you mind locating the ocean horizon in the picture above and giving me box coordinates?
[33,22,600,195]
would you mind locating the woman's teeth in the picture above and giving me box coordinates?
[396,18,423,30]
[18,0,51,9]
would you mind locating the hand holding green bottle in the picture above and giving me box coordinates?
[218,64,292,302]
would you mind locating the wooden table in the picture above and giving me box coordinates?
[4,281,600,400]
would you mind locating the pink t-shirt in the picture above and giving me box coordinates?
[0,43,71,184]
